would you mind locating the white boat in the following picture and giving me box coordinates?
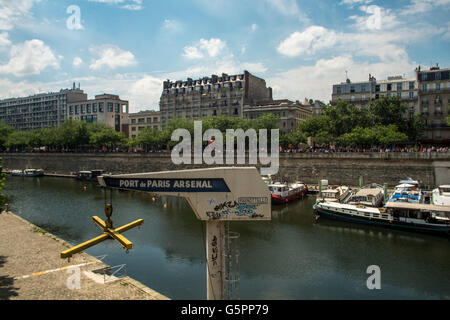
[432,185,450,206]
[313,200,450,236]
[11,169,44,177]
[387,178,424,204]
[318,185,350,203]
[346,187,384,207]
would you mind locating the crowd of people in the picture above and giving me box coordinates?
[281,145,450,153]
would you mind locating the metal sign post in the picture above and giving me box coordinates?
[97,167,271,300]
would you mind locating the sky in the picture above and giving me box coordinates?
[0,0,449,113]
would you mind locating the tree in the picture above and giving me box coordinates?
[5,131,31,149]
[0,157,5,210]
[89,127,127,148]
[0,121,13,150]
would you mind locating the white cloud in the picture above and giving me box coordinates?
[339,0,373,8]
[265,0,311,24]
[400,0,450,15]
[128,75,163,111]
[349,5,399,31]
[265,0,300,16]
[0,31,11,46]
[89,45,137,70]
[251,24,258,32]
[268,55,416,104]
[183,38,227,60]
[162,19,182,33]
[73,57,83,67]
[0,0,40,31]
[277,26,338,57]
[0,39,61,77]
[88,0,143,11]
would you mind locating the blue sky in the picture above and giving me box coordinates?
[0,0,449,112]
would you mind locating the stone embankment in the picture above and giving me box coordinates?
[0,210,170,300]
[2,152,450,187]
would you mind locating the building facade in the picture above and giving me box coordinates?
[159,71,273,128]
[0,84,87,131]
[416,66,450,142]
[244,100,312,134]
[332,74,418,114]
[67,94,130,135]
[129,110,161,138]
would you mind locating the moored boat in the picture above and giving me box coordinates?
[387,178,424,204]
[431,185,450,206]
[10,169,44,177]
[345,186,384,207]
[269,181,307,204]
[317,185,350,203]
[313,200,450,236]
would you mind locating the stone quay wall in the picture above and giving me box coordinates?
[1,152,450,188]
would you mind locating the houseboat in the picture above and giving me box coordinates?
[313,200,450,236]
[387,178,424,204]
[77,170,104,181]
[11,169,44,177]
[268,182,308,204]
[431,185,450,206]
[318,185,350,203]
[345,187,384,207]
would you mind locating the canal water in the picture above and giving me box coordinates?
[3,176,450,300]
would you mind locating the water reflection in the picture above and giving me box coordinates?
[4,176,450,300]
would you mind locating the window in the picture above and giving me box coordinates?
[131,127,136,131]
[422,84,428,92]
[397,83,402,91]
[397,92,402,98]
[387,84,392,91]
[107,103,113,112]
[409,92,414,99]
[138,118,145,123]
[87,104,91,113]
[350,86,355,93]
[81,105,85,114]
[409,82,415,90]
[99,102,104,112]
[336,86,341,94]
[115,104,120,113]
[153,117,158,122]
[122,104,127,113]
[93,103,97,113]
[131,119,136,124]
[69,106,74,115]
[436,83,441,91]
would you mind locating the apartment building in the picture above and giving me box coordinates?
[416,66,450,142]
[244,100,312,134]
[332,74,418,115]
[0,84,87,130]
[159,71,273,128]
[67,93,130,135]
[129,110,161,138]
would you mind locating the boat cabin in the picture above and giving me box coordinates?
[385,202,450,225]
[347,188,384,207]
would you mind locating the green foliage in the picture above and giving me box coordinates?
[337,125,408,147]
[0,157,5,209]
[298,97,424,147]
[0,121,13,149]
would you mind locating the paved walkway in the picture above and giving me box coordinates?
[0,211,169,300]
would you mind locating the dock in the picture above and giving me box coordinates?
[0,210,169,300]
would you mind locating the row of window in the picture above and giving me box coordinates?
[130,117,159,124]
